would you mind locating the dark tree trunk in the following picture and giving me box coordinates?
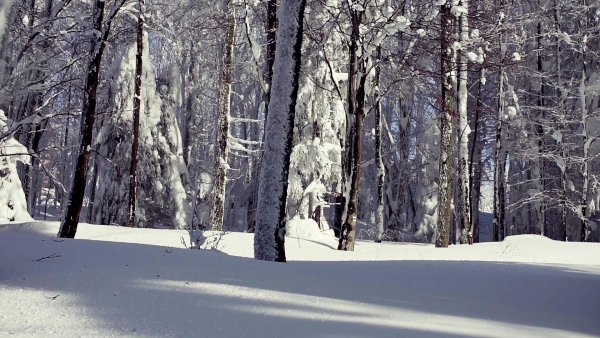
[209,0,234,231]
[536,21,547,237]
[374,47,384,243]
[59,0,124,238]
[435,2,455,248]
[339,70,367,251]
[338,7,362,251]
[263,0,277,123]
[127,0,144,228]
[469,67,485,243]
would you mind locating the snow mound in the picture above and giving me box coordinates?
[286,217,322,239]
[503,234,553,242]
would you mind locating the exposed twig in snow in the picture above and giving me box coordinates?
[32,253,61,261]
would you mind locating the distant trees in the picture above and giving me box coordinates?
[0,0,595,250]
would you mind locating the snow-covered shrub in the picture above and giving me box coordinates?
[0,110,33,223]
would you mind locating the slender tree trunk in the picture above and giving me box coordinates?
[263,0,277,123]
[254,0,306,262]
[127,0,144,228]
[58,0,124,238]
[579,6,589,242]
[87,152,99,223]
[435,2,455,248]
[469,67,485,243]
[536,20,547,237]
[337,6,361,241]
[246,0,277,232]
[553,2,567,241]
[338,7,363,251]
[374,47,384,243]
[493,71,506,242]
[457,0,471,244]
[182,41,195,168]
[209,0,234,231]
[339,72,366,251]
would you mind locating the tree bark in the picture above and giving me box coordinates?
[263,0,277,123]
[469,67,485,243]
[374,47,384,243]
[457,0,471,244]
[339,72,366,251]
[579,6,589,242]
[127,0,144,228]
[209,0,235,231]
[338,7,364,251]
[435,2,455,248]
[58,0,125,238]
[246,0,277,233]
[536,20,547,237]
[254,0,307,262]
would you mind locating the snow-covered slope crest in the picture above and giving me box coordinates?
[1,221,599,337]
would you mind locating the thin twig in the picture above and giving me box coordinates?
[32,253,62,261]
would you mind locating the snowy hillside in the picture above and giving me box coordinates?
[1,222,599,337]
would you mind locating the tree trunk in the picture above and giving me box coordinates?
[338,7,363,251]
[246,0,277,233]
[579,7,589,242]
[127,0,144,228]
[58,0,124,238]
[457,0,471,244]
[254,0,307,262]
[435,2,455,248]
[374,47,384,243]
[263,0,277,123]
[493,71,506,242]
[339,72,366,251]
[209,0,235,231]
[536,20,547,237]
[469,67,485,243]
[553,3,567,241]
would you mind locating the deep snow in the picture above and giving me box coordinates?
[1,221,599,337]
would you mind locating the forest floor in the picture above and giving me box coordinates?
[1,221,599,337]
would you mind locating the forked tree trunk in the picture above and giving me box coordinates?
[209,0,235,231]
[339,72,366,251]
[338,7,363,251]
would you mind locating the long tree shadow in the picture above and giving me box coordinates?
[1,232,599,337]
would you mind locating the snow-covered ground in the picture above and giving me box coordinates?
[1,222,599,337]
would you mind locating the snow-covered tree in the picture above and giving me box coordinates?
[93,31,190,229]
[0,110,32,222]
[255,0,307,262]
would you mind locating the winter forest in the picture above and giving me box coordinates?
[1,0,600,262]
